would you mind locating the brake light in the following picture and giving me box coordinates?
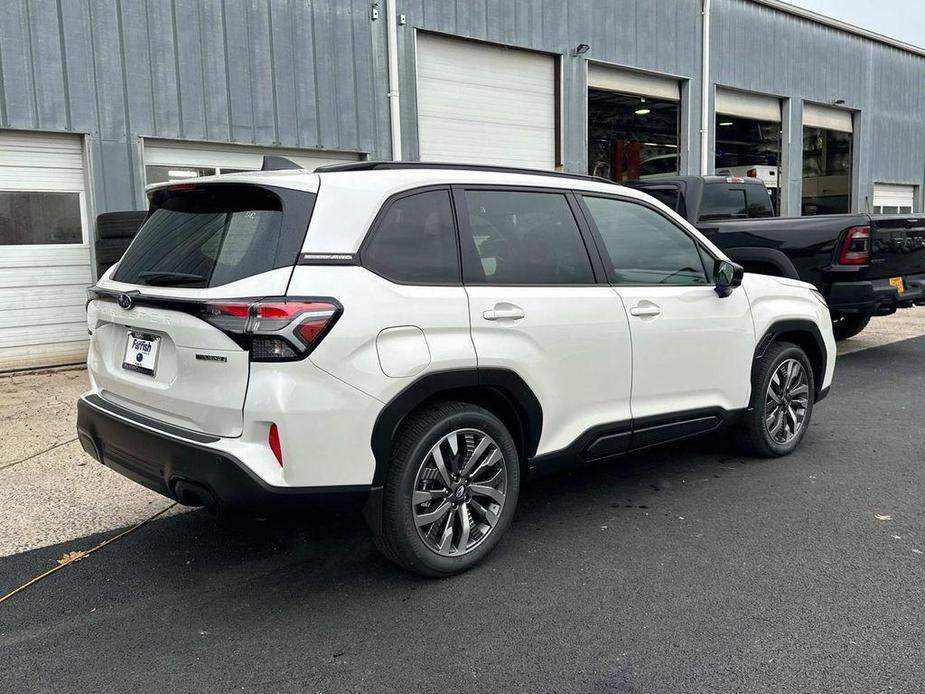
[838,226,871,265]
[726,177,745,183]
[200,299,341,361]
[746,168,758,178]
[268,423,283,466]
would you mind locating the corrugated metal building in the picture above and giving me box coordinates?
[1,0,923,370]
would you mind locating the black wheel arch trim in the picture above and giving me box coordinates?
[754,319,828,401]
[369,367,543,486]
[724,247,800,280]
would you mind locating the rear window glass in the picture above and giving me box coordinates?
[639,187,684,214]
[698,186,748,221]
[113,184,312,287]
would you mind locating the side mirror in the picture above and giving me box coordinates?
[714,259,744,297]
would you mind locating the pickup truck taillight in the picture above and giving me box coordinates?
[200,299,342,361]
[838,226,871,265]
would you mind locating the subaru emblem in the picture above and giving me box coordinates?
[118,293,134,310]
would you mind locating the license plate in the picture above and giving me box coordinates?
[889,276,905,293]
[122,331,160,376]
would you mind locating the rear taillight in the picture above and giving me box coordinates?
[200,299,341,361]
[746,168,758,178]
[838,226,871,265]
[268,423,283,466]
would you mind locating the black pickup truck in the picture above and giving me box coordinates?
[624,176,925,339]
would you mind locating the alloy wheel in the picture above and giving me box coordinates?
[412,428,508,557]
[765,358,810,444]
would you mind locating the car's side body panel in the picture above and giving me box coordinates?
[615,283,756,418]
[80,167,837,504]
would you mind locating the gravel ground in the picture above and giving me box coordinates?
[0,307,923,558]
[0,369,181,558]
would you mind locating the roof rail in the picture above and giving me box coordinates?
[313,160,615,185]
[261,155,302,171]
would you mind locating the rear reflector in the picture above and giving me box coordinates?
[268,423,283,466]
[838,226,871,265]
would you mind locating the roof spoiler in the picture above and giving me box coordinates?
[260,155,302,171]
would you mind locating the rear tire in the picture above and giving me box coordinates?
[831,313,871,341]
[373,401,520,577]
[737,341,815,458]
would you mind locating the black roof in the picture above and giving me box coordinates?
[624,174,768,186]
[313,160,615,185]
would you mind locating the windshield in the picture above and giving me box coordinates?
[113,184,312,287]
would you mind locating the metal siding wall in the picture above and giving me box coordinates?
[711,0,925,214]
[0,0,388,214]
[400,0,703,173]
[1,0,922,215]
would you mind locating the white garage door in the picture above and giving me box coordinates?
[715,88,780,122]
[416,33,556,169]
[143,140,360,185]
[0,130,92,371]
[587,64,680,101]
[803,103,853,133]
[873,184,916,214]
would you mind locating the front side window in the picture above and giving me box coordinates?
[363,190,459,284]
[582,196,709,285]
[461,190,594,285]
[0,192,82,245]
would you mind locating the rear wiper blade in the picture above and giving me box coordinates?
[137,271,206,286]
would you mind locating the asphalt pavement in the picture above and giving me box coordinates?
[1,335,924,693]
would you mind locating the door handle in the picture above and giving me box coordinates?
[483,304,525,321]
[629,303,661,317]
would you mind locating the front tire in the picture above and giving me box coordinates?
[831,313,871,341]
[737,341,815,457]
[374,401,521,577]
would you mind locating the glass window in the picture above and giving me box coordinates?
[745,185,775,218]
[640,187,684,214]
[0,192,82,245]
[145,165,218,185]
[461,190,594,285]
[113,184,305,287]
[364,190,459,284]
[802,127,852,215]
[714,114,782,215]
[698,245,717,283]
[588,90,680,183]
[698,187,748,221]
[583,196,709,285]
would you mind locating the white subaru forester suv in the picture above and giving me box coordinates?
[78,160,836,576]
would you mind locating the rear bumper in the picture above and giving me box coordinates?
[76,394,375,512]
[826,273,925,315]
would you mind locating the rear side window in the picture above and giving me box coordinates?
[363,189,459,284]
[698,186,748,221]
[113,184,312,287]
[461,190,594,285]
[582,196,709,285]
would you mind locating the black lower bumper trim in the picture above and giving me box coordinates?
[827,273,925,315]
[76,396,373,511]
